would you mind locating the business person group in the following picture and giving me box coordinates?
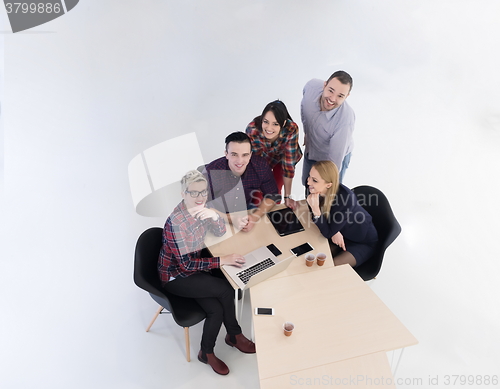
[157,71,378,375]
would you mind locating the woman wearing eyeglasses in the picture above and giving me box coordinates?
[246,100,303,210]
[157,170,255,376]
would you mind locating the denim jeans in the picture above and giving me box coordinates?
[339,152,351,183]
[302,152,352,189]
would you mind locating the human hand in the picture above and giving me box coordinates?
[220,253,246,267]
[232,214,249,231]
[192,207,219,221]
[241,214,258,232]
[331,231,346,251]
[306,193,321,215]
[285,197,298,211]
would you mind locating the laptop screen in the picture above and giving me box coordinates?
[267,208,304,236]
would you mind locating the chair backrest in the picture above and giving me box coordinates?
[133,227,173,311]
[351,186,401,280]
[133,227,207,328]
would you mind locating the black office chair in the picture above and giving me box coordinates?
[133,227,206,362]
[351,186,402,281]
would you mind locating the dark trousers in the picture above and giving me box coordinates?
[164,271,241,353]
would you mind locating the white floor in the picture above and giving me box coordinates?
[2,1,500,388]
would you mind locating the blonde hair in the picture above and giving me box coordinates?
[312,161,339,219]
[180,170,207,193]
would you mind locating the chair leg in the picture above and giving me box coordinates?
[146,305,164,332]
[234,289,238,320]
[239,289,246,320]
[184,327,190,362]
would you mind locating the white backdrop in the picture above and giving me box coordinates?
[1,1,500,388]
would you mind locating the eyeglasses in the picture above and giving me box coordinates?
[185,189,208,198]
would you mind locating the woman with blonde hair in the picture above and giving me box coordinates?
[306,161,378,267]
[158,170,255,376]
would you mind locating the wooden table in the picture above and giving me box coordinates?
[250,265,418,386]
[206,201,335,283]
[260,352,396,389]
[205,201,417,387]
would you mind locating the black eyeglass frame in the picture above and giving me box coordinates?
[185,189,208,198]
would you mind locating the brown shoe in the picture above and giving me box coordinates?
[198,350,229,375]
[225,333,256,354]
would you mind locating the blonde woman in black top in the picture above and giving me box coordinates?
[306,160,378,267]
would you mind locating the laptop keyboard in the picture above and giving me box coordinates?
[236,258,275,284]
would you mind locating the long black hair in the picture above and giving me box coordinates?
[254,100,293,131]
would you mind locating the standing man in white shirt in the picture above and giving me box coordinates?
[301,70,355,187]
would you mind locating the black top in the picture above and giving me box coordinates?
[313,184,378,244]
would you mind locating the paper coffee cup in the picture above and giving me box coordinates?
[316,252,327,266]
[305,253,315,267]
[283,322,295,336]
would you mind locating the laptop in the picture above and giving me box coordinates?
[267,207,305,236]
[221,245,296,290]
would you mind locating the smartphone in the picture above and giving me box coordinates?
[267,243,282,257]
[290,242,314,257]
[255,307,274,316]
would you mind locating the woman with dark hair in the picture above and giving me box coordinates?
[246,100,302,210]
[158,170,255,376]
[306,160,378,267]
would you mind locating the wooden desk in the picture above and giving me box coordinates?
[250,265,418,382]
[206,201,335,282]
[260,352,396,389]
[206,201,417,387]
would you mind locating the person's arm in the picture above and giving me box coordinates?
[313,210,339,241]
[242,197,276,232]
[245,122,256,136]
[301,110,307,147]
[227,211,250,231]
[329,106,354,171]
[208,207,249,231]
[192,207,227,237]
[331,231,346,251]
[165,221,220,272]
[240,156,279,232]
[281,122,302,210]
[283,177,299,210]
[283,175,293,200]
[301,79,317,145]
[306,193,348,240]
[210,208,230,224]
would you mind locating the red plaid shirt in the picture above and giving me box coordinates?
[245,119,303,178]
[157,201,226,285]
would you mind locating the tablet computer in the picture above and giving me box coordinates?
[266,207,305,237]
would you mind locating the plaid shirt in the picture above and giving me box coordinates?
[202,155,280,213]
[245,119,303,178]
[157,201,226,285]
